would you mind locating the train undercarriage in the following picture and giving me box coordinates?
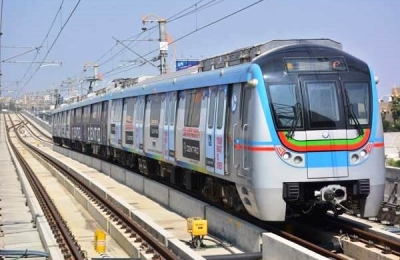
[58,139,245,213]
[283,180,370,218]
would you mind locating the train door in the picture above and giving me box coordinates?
[206,85,227,175]
[122,98,135,149]
[144,93,164,156]
[101,101,108,146]
[66,110,70,139]
[300,75,349,178]
[228,83,252,177]
[163,91,177,162]
[134,96,145,154]
[110,99,123,148]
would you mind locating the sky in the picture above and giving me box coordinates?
[1,0,399,99]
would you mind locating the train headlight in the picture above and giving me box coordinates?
[294,156,303,164]
[360,149,367,157]
[351,154,359,163]
[283,152,291,160]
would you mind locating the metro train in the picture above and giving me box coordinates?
[52,39,385,221]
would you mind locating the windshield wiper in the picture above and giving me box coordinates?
[286,102,302,139]
[344,89,364,136]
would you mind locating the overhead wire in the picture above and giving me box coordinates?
[17,0,65,87]
[88,0,220,79]
[1,47,41,63]
[101,0,263,77]
[0,0,4,97]
[18,0,82,95]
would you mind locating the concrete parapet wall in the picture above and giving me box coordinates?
[168,238,206,260]
[262,233,329,260]
[125,171,144,194]
[143,179,170,207]
[169,190,207,219]
[22,111,52,134]
[101,161,111,176]
[110,164,125,184]
[92,157,101,171]
[386,166,400,180]
[206,206,264,252]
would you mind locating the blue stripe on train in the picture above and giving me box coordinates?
[306,151,348,168]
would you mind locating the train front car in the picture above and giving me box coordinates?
[246,42,385,221]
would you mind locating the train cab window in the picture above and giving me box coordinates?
[268,84,302,128]
[306,82,340,128]
[208,91,216,128]
[344,82,370,125]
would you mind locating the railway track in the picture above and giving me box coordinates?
[5,114,85,260]
[6,113,179,260]
[326,215,400,257]
[18,112,400,260]
[17,113,53,144]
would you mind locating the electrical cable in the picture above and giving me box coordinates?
[18,0,82,95]
[1,47,41,63]
[17,0,65,86]
[89,0,221,76]
[0,0,4,98]
[102,0,263,76]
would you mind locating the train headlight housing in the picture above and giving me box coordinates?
[360,149,367,157]
[247,78,258,87]
[294,156,303,164]
[283,152,291,160]
[351,154,359,163]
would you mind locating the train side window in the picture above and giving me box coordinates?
[170,98,175,126]
[118,100,122,121]
[150,95,161,125]
[185,90,202,127]
[164,98,169,125]
[92,105,97,121]
[76,108,82,123]
[101,101,107,122]
[125,98,134,124]
[242,87,252,125]
[208,91,216,128]
[217,90,224,129]
[184,92,192,126]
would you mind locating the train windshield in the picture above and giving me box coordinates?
[306,81,341,128]
[344,82,370,125]
[269,84,302,129]
[268,80,370,131]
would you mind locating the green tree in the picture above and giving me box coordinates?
[382,119,391,132]
[391,97,400,122]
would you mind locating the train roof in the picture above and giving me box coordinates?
[53,62,250,113]
[199,39,342,72]
[52,38,342,114]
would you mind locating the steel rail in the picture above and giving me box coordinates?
[14,114,179,260]
[5,114,85,260]
[326,216,400,256]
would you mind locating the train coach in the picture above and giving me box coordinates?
[52,39,385,221]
